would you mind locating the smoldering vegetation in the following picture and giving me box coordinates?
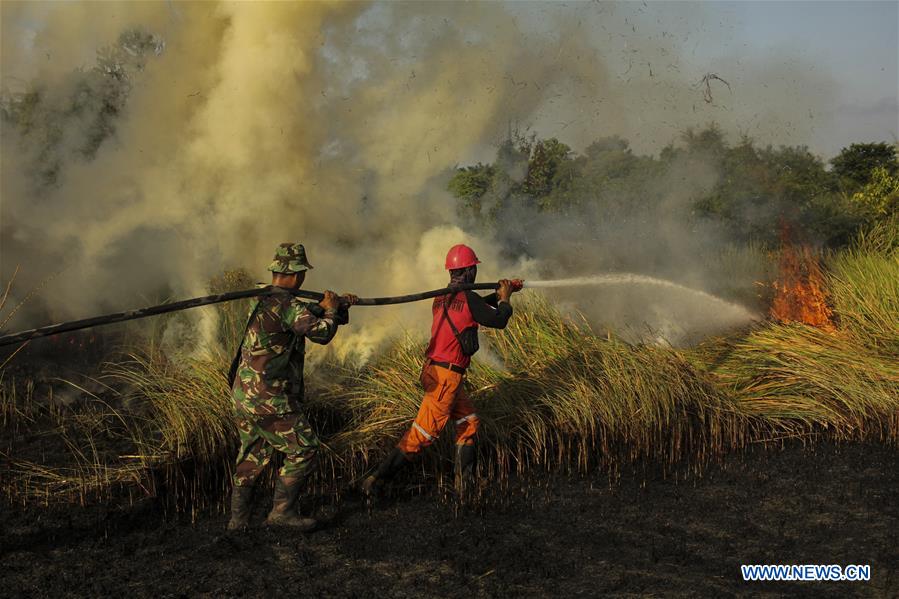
[1,218,897,510]
[1,2,898,515]
[0,1,874,355]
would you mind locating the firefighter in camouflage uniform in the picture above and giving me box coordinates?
[227,243,357,531]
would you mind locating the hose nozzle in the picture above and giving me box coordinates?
[510,279,524,292]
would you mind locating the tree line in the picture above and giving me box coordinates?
[448,127,898,248]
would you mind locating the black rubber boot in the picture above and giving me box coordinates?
[361,447,410,496]
[265,476,317,531]
[227,484,255,530]
[454,444,477,499]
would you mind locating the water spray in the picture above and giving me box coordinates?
[523,275,757,320]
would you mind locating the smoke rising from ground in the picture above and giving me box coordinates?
[0,2,846,356]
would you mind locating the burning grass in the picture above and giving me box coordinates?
[1,228,897,509]
[709,219,899,443]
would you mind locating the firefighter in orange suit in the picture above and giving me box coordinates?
[361,244,520,497]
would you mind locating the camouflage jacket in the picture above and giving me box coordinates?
[231,291,341,416]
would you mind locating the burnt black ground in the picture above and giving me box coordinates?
[1,441,897,598]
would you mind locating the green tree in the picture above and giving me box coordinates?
[831,142,898,187]
[522,137,573,198]
[447,163,496,217]
[680,123,728,162]
[851,166,899,221]
[581,136,638,181]
[759,145,835,209]
[446,125,886,249]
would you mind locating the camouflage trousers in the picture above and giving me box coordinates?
[232,412,320,487]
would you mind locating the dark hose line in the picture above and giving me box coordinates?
[0,283,503,347]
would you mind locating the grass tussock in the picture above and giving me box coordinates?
[2,235,897,508]
[828,250,898,356]
[106,348,235,464]
[709,222,899,443]
[335,294,751,481]
[713,324,899,441]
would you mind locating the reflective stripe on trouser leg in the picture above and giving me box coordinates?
[455,414,478,425]
[412,421,435,442]
[397,365,465,455]
[451,386,479,446]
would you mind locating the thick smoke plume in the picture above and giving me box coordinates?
[1,2,840,356]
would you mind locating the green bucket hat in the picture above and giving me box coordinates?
[267,242,314,274]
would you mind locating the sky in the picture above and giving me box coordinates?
[2,1,896,158]
[716,1,897,153]
[502,0,898,158]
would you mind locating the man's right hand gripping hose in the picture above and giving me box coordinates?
[497,279,523,302]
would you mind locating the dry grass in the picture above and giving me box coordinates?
[712,324,899,442]
[708,221,899,443]
[0,271,249,511]
[106,349,235,463]
[828,252,898,356]
[0,376,153,506]
[1,233,897,508]
[329,294,752,486]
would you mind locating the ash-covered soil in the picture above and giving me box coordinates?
[2,442,896,598]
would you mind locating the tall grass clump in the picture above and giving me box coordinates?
[828,217,899,356]
[336,294,752,481]
[854,212,899,256]
[714,324,899,441]
[106,348,235,464]
[712,218,899,443]
[102,346,236,514]
[99,273,258,510]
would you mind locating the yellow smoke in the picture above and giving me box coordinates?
[0,2,551,357]
[0,1,837,356]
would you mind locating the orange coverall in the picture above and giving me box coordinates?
[397,359,479,454]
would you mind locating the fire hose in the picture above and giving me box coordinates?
[0,281,523,347]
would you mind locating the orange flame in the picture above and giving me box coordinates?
[770,223,834,329]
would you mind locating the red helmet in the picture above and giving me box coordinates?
[445,244,481,270]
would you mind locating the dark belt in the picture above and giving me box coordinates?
[429,360,466,374]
